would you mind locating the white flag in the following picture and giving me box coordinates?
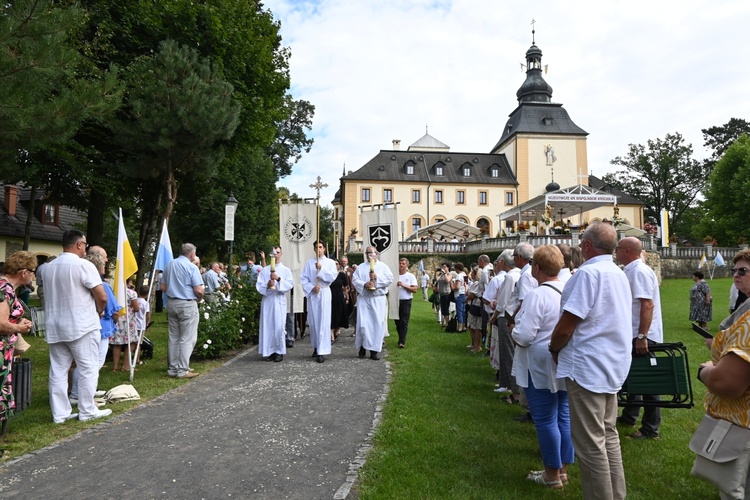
[279,201,317,313]
[361,206,400,319]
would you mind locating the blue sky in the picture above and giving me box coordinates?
[264,0,750,205]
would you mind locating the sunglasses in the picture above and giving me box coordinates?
[732,267,750,277]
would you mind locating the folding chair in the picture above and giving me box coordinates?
[618,342,694,409]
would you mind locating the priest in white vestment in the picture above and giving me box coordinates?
[352,246,394,360]
[257,246,294,362]
[300,240,338,363]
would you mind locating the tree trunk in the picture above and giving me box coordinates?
[22,186,37,250]
[86,188,106,246]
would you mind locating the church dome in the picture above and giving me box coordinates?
[545,181,560,192]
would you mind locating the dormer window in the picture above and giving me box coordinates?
[434,162,445,176]
[542,116,554,126]
[41,203,59,225]
[463,166,471,177]
[490,166,499,178]
[405,163,415,175]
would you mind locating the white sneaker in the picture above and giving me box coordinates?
[79,408,112,422]
[69,397,78,406]
[94,390,106,397]
[494,387,510,393]
[53,413,79,424]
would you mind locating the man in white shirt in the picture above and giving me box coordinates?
[395,258,418,348]
[43,230,110,424]
[420,270,430,301]
[510,242,537,327]
[549,222,632,500]
[615,236,664,439]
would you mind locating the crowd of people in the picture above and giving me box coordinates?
[426,222,750,498]
[3,222,750,498]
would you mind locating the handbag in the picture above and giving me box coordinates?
[689,414,750,494]
[469,299,482,317]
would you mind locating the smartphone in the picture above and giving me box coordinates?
[692,323,713,339]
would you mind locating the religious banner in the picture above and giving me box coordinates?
[279,201,317,313]
[361,206,399,319]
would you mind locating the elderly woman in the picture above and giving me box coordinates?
[0,251,36,424]
[466,266,484,353]
[690,271,713,328]
[696,250,750,498]
[511,245,573,489]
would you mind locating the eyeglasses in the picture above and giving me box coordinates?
[23,268,36,274]
[732,267,750,277]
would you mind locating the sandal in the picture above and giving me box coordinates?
[526,471,564,489]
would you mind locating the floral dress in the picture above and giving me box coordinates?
[111,288,138,345]
[0,278,23,421]
[690,280,713,323]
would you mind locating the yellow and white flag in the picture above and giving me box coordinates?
[114,207,139,314]
[698,252,707,269]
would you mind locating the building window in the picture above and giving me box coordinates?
[412,217,422,233]
[435,217,444,223]
[491,167,499,178]
[505,192,514,205]
[383,189,392,203]
[456,217,468,224]
[361,188,371,202]
[479,191,488,205]
[463,167,471,177]
[412,189,421,203]
[435,165,444,176]
[457,190,465,205]
[42,204,58,225]
[435,190,443,204]
[406,164,415,175]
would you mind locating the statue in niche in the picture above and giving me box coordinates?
[544,144,557,166]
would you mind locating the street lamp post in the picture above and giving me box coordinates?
[224,194,239,286]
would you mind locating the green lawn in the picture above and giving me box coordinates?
[358,278,730,499]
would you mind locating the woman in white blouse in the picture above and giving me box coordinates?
[511,245,574,490]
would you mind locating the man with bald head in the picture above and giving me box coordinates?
[549,222,632,499]
[615,236,663,440]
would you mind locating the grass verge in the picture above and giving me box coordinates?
[358,278,728,499]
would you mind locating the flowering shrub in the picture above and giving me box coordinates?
[195,299,242,359]
[643,222,658,234]
[194,279,261,359]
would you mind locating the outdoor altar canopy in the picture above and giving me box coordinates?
[406,219,483,241]
[498,184,624,233]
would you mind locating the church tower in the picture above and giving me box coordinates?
[490,30,589,205]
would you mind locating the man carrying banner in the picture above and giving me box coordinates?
[161,243,204,379]
[352,246,394,360]
[257,246,294,362]
[300,241,337,363]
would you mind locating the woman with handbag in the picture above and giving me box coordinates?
[511,245,573,489]
[694,249,750,498]
[0,251,36,427]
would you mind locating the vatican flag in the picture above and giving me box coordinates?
[698,253,707,269]
[114,208,139,315]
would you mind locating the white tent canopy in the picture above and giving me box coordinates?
[497,184,618,223]
[407,219,483,241]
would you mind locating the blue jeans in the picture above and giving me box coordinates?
[455,294,466,323]
[525,374,575,469]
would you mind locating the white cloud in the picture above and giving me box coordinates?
[266,0,750,200]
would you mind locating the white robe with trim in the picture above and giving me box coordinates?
[300,256,338,355]
[352,260,394,352]
[256,263,294,357]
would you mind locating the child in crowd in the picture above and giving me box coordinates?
[134,285,151,365]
